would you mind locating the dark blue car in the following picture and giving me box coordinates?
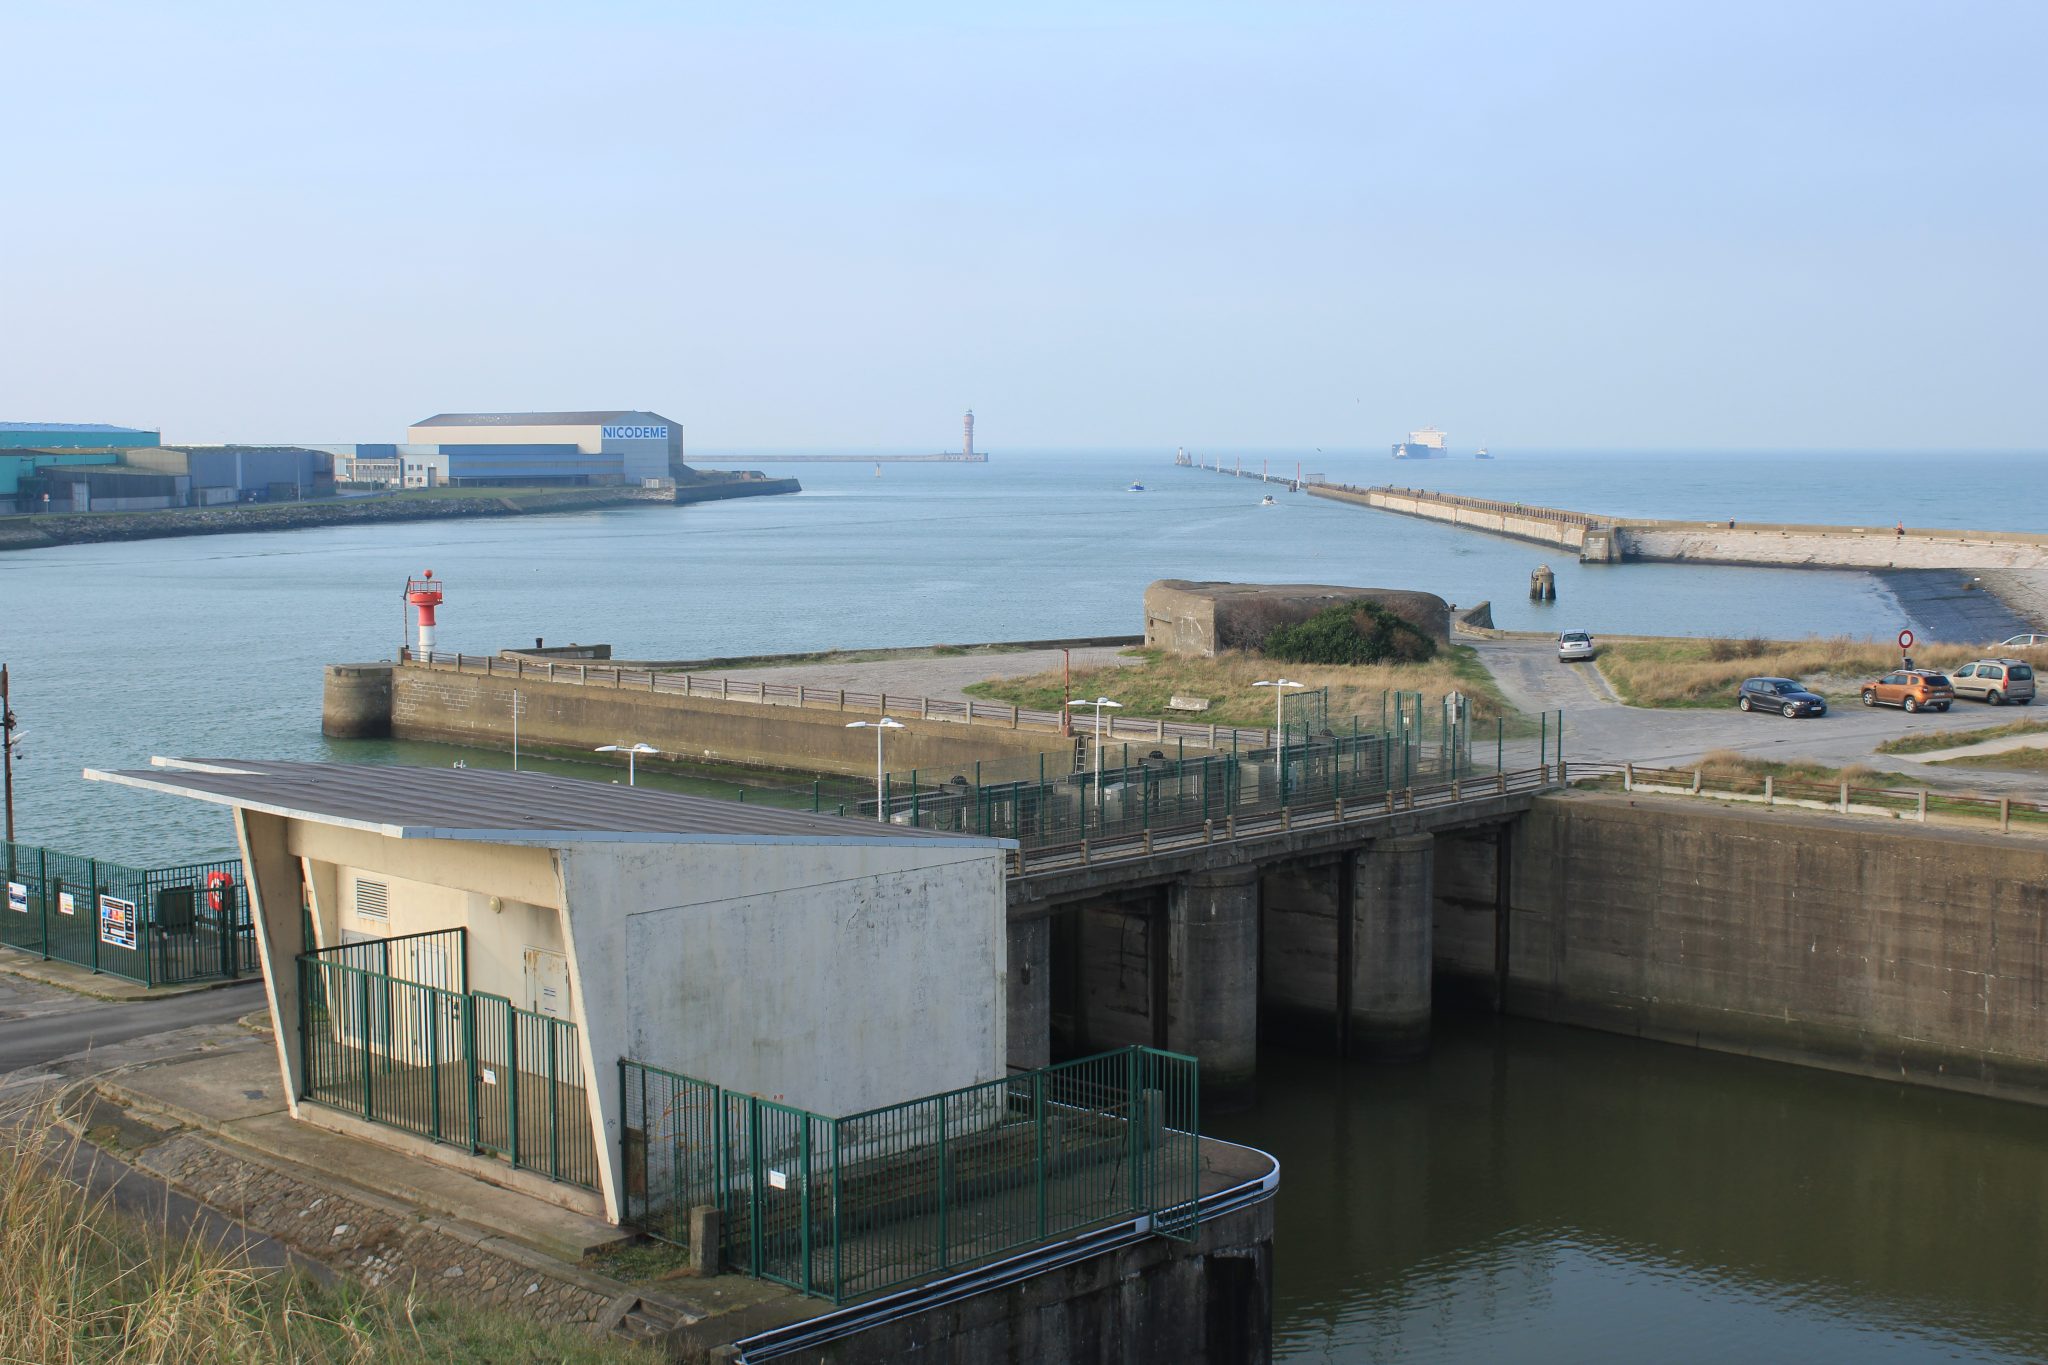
[1738,676,1827,718]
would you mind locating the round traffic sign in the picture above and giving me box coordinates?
[1898,629,1915,650]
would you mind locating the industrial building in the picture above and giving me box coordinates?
[409,411,682,485]
[0,420,160,450]
[123,446,334,505]
[83,758,1011,1223]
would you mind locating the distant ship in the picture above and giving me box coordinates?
[1128,481,1145,492]
[1392,426,1450,459]
[1475,446,1493,460]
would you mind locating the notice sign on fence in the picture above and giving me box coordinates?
[6,881,24,914]
[99,895,137,950]
[58,891,75,916]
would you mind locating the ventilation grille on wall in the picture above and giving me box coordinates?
[354,878,389,923]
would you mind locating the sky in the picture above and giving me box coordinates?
[1,1,2043,452]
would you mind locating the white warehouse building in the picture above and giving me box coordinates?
[407,410,684,485]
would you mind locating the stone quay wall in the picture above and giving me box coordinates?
[381,661,1066,779]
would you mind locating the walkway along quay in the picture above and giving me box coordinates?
[324,650,1355,778]
[1305,482,2048,579]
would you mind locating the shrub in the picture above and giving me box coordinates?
[1262,602,1437,666]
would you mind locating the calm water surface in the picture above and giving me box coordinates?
[5,448,2048,1361]
[1212,1018,2048,1364]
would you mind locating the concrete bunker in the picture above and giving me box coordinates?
[1144,580,1452,658]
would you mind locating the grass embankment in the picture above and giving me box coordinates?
[962,646,1512,729]
[1876,718,2048,756]
[1596,637,2046,709]
[0,1102,652,1365]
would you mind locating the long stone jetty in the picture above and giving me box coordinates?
[1309,483,2048,575]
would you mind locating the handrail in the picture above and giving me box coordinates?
[1580,761,2045,834]
[1010,763,1560,877]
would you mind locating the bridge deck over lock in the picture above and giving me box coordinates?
[997,766,1565,1103]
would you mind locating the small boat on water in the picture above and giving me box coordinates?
[1128,481,1145,492]
[1260,495,1276,506]
[1475,446,1493,460]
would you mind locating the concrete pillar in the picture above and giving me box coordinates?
[1168,864,1260,1108]
[1258,863,1342,1051]
[1006,916,1051,1070]
[321,662,394,738]
[1349,833,1435,1056]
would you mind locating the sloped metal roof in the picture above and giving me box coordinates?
[84,758,1009,850]
[410,412,674,428]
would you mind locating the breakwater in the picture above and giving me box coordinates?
[1308,482,2048,574]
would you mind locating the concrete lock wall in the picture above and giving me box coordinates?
[800,1194,1275,1364]
[381,662,1064,777]
[1447,793,2048,1103]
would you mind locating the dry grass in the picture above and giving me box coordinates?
[1598,637,2048,709]
[1875,718,2048,755]
[961,646,1512,728]
[0,1094,651,1365]
[1693,748,1892,786]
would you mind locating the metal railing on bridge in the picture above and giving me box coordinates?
[620,1045,1199,1305]
[856,708,1561,854]
[296,928,598,1191]
[2,839,254,986]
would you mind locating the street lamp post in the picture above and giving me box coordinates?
[1253,678,1304,802]
[1064,697,1122,813]
[846,718,906,822]
[595,741,657,785]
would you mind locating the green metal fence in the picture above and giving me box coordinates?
[862,704,1479,850]
[297,929,598,1192]
[620,1045,1200,1304]
[2,839,256,985]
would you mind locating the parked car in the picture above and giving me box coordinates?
[1998,633,2048,649]
[1950,659,2036,705]
[1859,670,1955,713]
[1737,676,1827,718]
[1558,630,1596,662]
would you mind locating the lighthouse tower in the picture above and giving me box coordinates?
[405,570,445,658]
[963,409,974,459]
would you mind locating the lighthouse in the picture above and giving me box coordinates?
[405,570,445,658]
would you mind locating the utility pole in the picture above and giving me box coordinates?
[2,664,17,845]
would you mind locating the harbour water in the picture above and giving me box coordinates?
[14,448,2041,863]
[6,447,2048,1360]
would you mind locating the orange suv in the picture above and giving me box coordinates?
[1860,669,1954,713]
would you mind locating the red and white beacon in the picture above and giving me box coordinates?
[405,570,445,657]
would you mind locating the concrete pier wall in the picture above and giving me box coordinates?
[381,661,1062,778]
[1618,523,2048,571]
[1439,792,2048,1103]
[1311,485,1591,553]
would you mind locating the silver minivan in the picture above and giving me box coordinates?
[1950,659,2036,705]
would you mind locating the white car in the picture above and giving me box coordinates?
[1998,633,2048,649]
[1558,630,1596,662]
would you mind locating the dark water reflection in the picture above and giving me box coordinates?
[1208,1016,2048,1363]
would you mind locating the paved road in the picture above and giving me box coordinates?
[1468,635,2048,789]
[0,975,263,1074]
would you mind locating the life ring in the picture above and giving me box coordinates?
[206,870,236,913]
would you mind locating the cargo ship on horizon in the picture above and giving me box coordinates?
[1392,425,1450,459]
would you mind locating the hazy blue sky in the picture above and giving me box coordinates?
[3,1,2041,451]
